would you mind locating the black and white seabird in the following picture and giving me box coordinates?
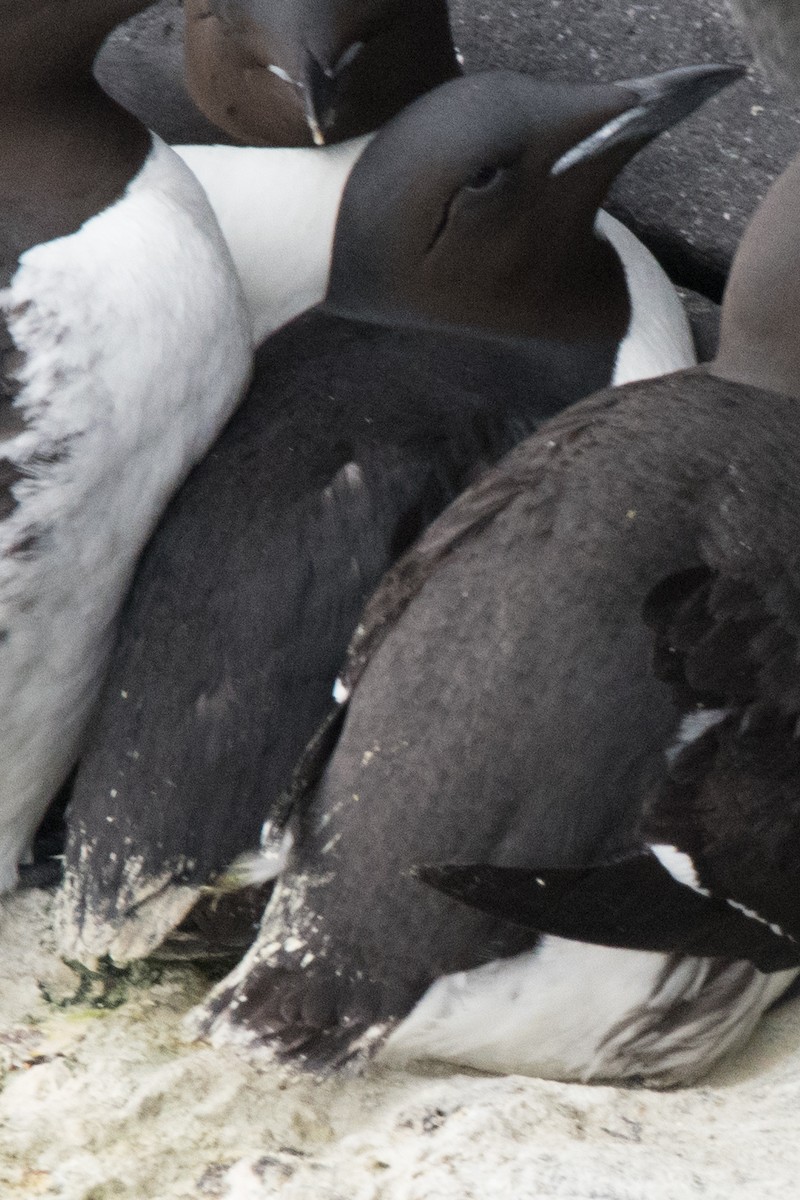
[189,88,800,1089]
[57,65,740,966]
[0,1,251,891]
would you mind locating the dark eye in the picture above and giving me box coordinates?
[466,164,505,191]
[426,160,515,254]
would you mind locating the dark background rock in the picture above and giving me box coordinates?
[97,1,800,298]
[731,0,800,91]
[677,289,721,362]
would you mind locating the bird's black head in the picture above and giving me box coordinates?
[184,0,459,146]
[325,65,743,342]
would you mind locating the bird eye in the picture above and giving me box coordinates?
[466,164,505,191]
[426,160,516,254]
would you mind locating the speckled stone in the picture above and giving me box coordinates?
[732,0,800,91]
[98,1,800,295]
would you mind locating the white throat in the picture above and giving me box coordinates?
[175,137,371,345]
[595,210,696,384]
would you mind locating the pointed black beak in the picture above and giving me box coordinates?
[551,62,746,176]
[303,42,366,145]
[618,62,747,135]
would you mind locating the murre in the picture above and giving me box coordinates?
[97,0,461,148]
[55,65,741,966]
[0,1,251,890]
[187,75,800,1089]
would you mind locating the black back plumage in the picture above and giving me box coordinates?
[193,370,800,1068]
[61,310,616,953]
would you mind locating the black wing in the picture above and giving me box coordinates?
[416,554,800,972]
[415,856,800,972]
[60,311,556,958]
[639,561,800,948]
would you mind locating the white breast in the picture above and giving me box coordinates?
[0,136,251,887]
[596,210,697,384]
[382,936,796,1085]
[175,138,370,345]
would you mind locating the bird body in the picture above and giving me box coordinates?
[0,4,251,886]
[188,76,800,1088]
[193,367,800,1085]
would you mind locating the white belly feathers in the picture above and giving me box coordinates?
[0,136,251,887]
[383,936,797,1085]
[175,137,370,344]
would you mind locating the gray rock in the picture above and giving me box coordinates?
[731,0,800,92]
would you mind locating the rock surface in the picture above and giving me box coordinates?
[0,890,798,1200]
[731,0,800,91]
